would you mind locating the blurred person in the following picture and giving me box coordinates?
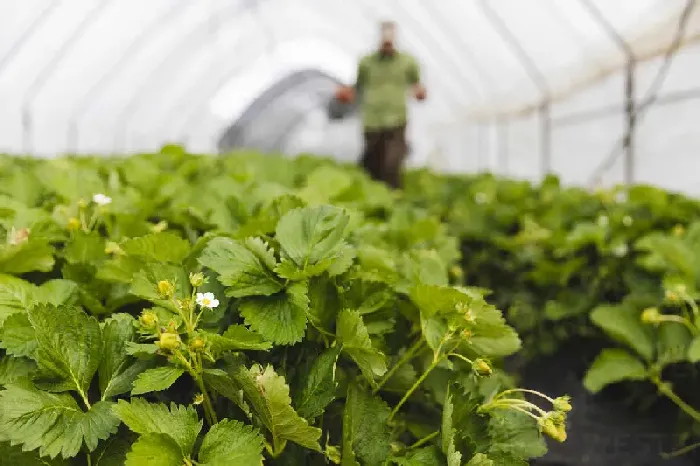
[335,21,426,189]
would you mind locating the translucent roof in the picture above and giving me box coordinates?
[1,0,699,192]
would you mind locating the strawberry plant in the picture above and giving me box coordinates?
[0,151,570,465]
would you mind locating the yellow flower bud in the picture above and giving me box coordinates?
[67,217,81,231]
[641,307,661,324]
[673,224,685,237]
[139,311,159,330]
[472,358,492,376]
[189,272,205,288]
[151,220,168,233]
[552,396,572,413]
[104,241,123,255]
[157,332,181,351]
[189,337,206,351]
[77,199,87,209]
[450,265,463,279]
[538,415,567,442]
[193,393,204,405]
[157,280,175,299]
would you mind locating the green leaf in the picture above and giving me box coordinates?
[198,236,283,298]
[99,313,148,398]
[0,355,36,385]
[0,276,78,326]
[125,433,184,466]
[121,232,191,264]
[0,240,55,274]
[0,312,37,358]
[112,398,202,456]
[0,384,119,459]
[584,349,648,393]
[590,303,654,360]
[235,364,322,454]
[656,321,692,366]
[466,453,495,466]
[294,346,341,420]
[239,282,309,345]
[27,304,102,396]
[342,383,391,466]
[336,309,387,380]
[442,387,463,466]
[275,205,350,277]
[201,368,251,417]
[131,366,185,396]
[129,264,189,309]
[198,419,265,465]
[207,325,272,356]
[390,447,444,466]
[688,336,700,363]
[486,409,546,461]
[467,304,522,358]
[307,276,339,331]
[62,231,106,265]
[0,441,72,465]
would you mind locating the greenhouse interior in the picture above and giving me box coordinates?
[2,1,700,465]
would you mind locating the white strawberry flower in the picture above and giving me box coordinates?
[92,193,112,206]
[196,292,219,309]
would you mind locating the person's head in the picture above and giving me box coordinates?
[379,21,397,54]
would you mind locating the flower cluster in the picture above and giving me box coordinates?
[479,390,572,443]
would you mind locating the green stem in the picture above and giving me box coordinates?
[447,353,473,365]
[78,389,92,410]
[685,297,700,325]
[661,441,700,459]
[408,431,439,450]
[374,339,424,394]
[654,378,700,423]
[195,375,218,426]
[86,453,92,466]
[658,315,698,335]
[388,356,443,421]
[494,388,555,404]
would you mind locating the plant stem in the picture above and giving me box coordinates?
[659,315,698,335]
[374,339,424,394]
[494,388,555,404]
[661,441,700,459]
[86,453,92,466]
[195,375,218,426]
[388,356,442,421]
[654,378,700,423]
[408,431,439,450]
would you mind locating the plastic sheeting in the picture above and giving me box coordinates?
[1,0,699,192]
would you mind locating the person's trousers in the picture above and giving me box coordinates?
[360,125,408,189]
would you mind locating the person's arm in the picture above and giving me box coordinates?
[407,56,426,100]
[336,57,365,103]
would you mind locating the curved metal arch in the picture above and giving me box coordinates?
[476,0,554,176]
[170,1,468,146]
[268,93,331,151]
[21,0,113,153]
[150,3,271,139]
[220,69,340,148]
[421,3,496,98]
[67,0,191,151]
[476,0,551,103]
[177,29,366,147]
[112,0,268,150]
[0,1,60,77]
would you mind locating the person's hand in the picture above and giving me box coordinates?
[412,84,426,101]
[335,86,355,104]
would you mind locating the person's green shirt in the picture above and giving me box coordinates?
[355,51,420,130]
